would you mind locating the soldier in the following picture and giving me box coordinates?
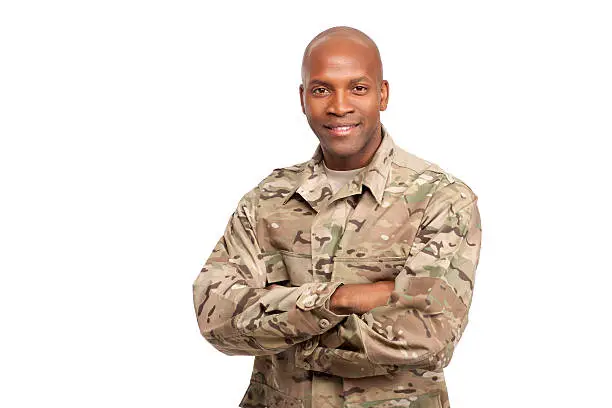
[193,26,482,408]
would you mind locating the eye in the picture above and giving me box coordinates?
[354,85,368,93]
[312,87,329,96]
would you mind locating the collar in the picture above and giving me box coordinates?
[282,123,396,212]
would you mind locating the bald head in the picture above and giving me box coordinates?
[298,26,389,170]
[301,26,383,85]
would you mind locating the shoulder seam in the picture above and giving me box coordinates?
[392,147,436,174]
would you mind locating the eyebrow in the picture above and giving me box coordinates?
[308,76,370,87]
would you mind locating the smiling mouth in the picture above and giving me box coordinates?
[324,123,360,136]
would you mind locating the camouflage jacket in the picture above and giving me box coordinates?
[193,124,482,408]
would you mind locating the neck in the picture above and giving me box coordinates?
[322,123,383,170]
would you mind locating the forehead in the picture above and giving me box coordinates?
[303,38,379,83]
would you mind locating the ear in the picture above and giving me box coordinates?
[299,84,305,115]
[379,80,389,111]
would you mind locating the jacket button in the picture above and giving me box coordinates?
[303,296,317,308]
[318,318,330,329]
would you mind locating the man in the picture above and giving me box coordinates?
[193,26,482,408]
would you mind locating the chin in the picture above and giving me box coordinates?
[322,140,365,158]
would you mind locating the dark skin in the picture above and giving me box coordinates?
[300,29,390,171]
[297,27,394,315]
[328,280,396,315]
[269,280,394,315]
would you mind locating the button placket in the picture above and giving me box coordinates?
[311,201,348,284]
[310,212,331,283]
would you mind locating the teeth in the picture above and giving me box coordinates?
[331,125,354,130]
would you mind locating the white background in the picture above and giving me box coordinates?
[1,1,611,407]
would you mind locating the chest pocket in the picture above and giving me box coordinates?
[262,251,408,286]
[332,256,407,284]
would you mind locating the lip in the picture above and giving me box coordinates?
[324,122,360,137]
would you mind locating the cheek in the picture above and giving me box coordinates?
[354,97,379,116]
[305,99,326,118]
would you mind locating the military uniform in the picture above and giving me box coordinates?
[193,124,482,408]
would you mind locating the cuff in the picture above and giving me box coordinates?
[296,281,344,311]
[295,344,392,377]
[295,281,348,335]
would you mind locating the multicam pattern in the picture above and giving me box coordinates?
[193,124,482,408]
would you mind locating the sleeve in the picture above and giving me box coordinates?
[294,182,482,377]
[192,188,348,357]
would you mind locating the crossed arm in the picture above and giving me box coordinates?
[193,188,351,356]
[267,280,395,316]
[193,181,481,377]
[294,184,482,377]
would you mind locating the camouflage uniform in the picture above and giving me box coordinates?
[193,124,482,408]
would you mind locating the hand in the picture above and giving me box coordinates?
[329,280,395,315]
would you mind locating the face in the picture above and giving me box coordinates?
[300,39,389,170]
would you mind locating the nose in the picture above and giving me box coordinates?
[327,90,354,116]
